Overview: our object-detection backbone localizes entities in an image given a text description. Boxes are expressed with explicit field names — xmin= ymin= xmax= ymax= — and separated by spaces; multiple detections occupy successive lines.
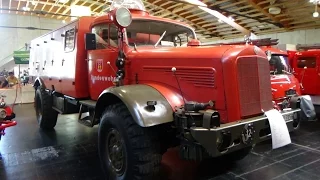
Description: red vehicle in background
xmin=0 ymin=94 xmax=17 ymax=141
xmin=206 ymin=38 xmax=315 ymax=128
xmin=289 ymin=44 xmax=320 ymax=115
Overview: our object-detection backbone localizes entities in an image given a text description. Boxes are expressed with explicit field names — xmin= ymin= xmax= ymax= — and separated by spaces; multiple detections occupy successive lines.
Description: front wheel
xmin=98 ymin=103 xmax=162 ymax=180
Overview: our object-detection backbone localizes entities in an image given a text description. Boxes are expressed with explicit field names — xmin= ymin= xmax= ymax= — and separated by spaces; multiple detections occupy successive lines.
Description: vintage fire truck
xmin=28 ymin=1 xmax=301 ymax=179
xmin=290 ymin=44 xmax=320 ymax=115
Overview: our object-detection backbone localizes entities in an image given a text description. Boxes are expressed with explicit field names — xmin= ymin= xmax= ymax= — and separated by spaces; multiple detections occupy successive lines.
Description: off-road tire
xmin=98 ymin=103 xmax=162 ymax=180
xmin=223 ymin=145 xmax=253 ymax=162
xmin=34 ymin=86 xmax=58 ymax=129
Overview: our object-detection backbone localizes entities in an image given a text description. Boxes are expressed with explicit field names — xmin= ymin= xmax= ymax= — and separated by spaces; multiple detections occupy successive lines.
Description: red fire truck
xmin=290 ymin=44 xmax=320 ymax=115
xmin=28 ymin=1 xmax=301 ymax=179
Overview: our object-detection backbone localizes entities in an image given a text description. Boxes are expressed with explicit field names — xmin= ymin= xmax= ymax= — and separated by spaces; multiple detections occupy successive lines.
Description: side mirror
xmin=85 ymin=33 xmax=96 ymax=50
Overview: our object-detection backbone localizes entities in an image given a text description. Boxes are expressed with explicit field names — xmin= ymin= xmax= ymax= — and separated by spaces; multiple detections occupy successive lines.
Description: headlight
xmin=0 ymin=102 xmax=6 ymax=108
xmin=0 ymin=109 xmax=7 ymax=119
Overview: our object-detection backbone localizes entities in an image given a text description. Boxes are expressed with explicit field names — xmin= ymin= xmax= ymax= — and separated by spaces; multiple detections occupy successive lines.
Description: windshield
xmin=269 ymin=54 xmax=290 ymax=74
xmin=125 ymin=20 xmax=195 ymax=47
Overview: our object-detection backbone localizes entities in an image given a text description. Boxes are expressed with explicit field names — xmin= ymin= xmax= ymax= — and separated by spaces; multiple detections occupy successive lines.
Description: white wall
xmin=204 ymin=28 xmax=320 ymax=45
xmin=0 ymin=14 xmax=64 ymax=69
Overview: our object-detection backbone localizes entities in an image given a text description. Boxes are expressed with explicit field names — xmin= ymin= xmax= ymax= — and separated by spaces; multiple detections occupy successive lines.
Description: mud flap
xmin=300 ymin=95 xmax=316 ymax=121
xmin=265 ymin=109 xmax=291 ymax=149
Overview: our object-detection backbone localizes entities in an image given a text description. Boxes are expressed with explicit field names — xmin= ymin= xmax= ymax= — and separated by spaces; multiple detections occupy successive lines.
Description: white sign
xmin=265 ymin=109 xmax=291 ymax=149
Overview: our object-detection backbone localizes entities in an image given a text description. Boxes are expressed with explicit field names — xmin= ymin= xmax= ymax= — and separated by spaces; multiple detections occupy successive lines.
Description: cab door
xmin=87 ymin=23 xmax=119 ymax=100
xmin=294 ymin=55 xmax=318 ymax=95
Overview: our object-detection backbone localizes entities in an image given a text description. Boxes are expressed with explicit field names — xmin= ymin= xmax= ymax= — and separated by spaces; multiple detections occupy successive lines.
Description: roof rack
xmin=204 ymin=38 xmax=279 ymax=47
xmin=296 ymin=44 xmax=320 ymax=51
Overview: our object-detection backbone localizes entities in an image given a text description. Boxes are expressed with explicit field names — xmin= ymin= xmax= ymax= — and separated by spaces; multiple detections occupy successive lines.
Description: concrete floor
xmin=2 ymin=104 xmax=320 ymax=180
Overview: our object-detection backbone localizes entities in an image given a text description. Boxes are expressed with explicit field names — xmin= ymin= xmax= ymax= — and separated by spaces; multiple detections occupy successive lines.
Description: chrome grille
xmin=237 ymin=56 xmax=273 ymax=118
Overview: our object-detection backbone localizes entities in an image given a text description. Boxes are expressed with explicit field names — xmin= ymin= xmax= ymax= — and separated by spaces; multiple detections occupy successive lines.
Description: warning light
xmin=110 ymin=0 xmax=146 ymax=11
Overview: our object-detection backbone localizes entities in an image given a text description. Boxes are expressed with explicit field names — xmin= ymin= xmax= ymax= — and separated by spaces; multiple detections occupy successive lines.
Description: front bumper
xmin=190 ymin=108 xmax=300 ymax=158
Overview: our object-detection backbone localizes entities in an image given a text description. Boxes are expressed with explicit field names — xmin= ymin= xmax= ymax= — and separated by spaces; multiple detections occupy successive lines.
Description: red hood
xmin=270 ymin=74 xmax=301 ymax=100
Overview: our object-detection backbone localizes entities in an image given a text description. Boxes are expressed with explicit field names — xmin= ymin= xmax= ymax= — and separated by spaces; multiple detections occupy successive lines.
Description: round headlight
xmin=0 ymin=102 xmax=6 ymax=108
xmin=0 ymin=109 xmax=7 ymax=119
xmin=115 ymin=7 xmax=132 ymax=28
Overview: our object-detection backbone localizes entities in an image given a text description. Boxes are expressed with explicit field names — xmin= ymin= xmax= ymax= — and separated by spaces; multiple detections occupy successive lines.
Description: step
xmin=79 ymin=100 xmax=96 ymax=108
xmin=78 ymin=116 xmax=93 ymax=127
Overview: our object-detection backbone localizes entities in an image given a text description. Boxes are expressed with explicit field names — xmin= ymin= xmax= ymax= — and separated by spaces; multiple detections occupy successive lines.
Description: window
xmin=92 ymin=24 xmax=118 ymax=49
xmin=297 ymin=57 xmax=316 ymax=68
xmin=269 ymin=55 xmax=290 ymax=74
xmin=64 ymin=28 xmax=76 ymax=52
xmin=125 ymin=20 xmax=195 ymax=47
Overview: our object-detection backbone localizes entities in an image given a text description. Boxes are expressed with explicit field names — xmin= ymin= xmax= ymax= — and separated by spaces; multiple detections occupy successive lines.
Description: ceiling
xmin=0 ymin=0 xmax=319 ymax=42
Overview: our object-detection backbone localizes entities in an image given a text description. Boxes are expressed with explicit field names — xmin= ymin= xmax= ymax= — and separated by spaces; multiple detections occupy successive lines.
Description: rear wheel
xmin=34 ymin=86 xmax=58 ymax=129
xmin=98 ymin=103 xmax=162 ymax=180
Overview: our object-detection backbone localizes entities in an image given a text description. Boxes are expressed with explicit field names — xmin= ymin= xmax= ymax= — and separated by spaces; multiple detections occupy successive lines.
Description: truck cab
xmin=260 ymin=46 xmax=301 ymax=108
xmin=290 ymin=47 xmax=320 ymax=115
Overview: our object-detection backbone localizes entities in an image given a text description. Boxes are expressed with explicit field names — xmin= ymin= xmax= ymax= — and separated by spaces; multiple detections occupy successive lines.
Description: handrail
xmin=0 ymin=46 xmax=26 ymax=68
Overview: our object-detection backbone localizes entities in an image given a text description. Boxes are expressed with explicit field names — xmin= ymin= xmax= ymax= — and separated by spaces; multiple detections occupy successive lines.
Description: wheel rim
xmin=106 ymin=128 xmax=126 ymax=176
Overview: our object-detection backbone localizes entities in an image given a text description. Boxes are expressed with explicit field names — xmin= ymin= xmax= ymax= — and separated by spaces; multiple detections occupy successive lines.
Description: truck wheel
xmin=34 ymin=87 xmax=58 ymax=129
xmin=98 ymin=103 xmax=162 ymax=180
xmin=223 ymin=146 xmax=253 ymax=162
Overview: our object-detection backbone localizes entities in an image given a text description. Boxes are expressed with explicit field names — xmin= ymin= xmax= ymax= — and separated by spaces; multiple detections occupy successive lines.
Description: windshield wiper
xmin=154 ymin=30 xmax=166 ymax=48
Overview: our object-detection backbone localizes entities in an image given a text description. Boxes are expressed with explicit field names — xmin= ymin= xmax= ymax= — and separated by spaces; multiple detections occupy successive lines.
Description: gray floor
xmin=1 ymin=104 xmax=320 ymax=180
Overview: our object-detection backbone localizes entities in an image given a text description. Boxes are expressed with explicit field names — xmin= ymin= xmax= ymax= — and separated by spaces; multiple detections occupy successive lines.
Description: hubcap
xmin=106 ymin=128 xmax=126 ymax=176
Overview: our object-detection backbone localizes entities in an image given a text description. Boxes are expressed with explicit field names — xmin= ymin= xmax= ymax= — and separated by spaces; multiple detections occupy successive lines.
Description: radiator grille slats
xmin=143 ymin=66 xmax=215 ymax=88
xmin=237 ymin=57 xmax=273 ymax=117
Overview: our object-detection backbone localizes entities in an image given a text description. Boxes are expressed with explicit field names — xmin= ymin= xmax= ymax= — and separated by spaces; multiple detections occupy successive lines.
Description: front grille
xmin=237 ymin=56 xmax=273 ymax=118
xmin=285 ymin=89 xmax=296 ymax=97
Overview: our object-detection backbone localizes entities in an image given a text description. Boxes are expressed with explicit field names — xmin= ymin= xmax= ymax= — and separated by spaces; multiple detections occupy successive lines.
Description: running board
xmin=78 ymin=100 xmax=97 ymax=127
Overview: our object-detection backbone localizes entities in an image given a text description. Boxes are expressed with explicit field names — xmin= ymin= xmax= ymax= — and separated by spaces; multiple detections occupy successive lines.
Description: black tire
xmin=34 ymin=86 xmax=58 ymax=129
xmin=223 ymin=146 xmax=252 ymax=162
xmin=98 ymin=103 xmax=162 ymax=180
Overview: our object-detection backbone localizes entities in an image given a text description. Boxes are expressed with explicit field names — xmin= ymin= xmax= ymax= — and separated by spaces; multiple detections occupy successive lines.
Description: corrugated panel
xmin=237 ymin=56 xmax=272 ymax=117
xmin=143 ymin=66 xmax=215 ymax=88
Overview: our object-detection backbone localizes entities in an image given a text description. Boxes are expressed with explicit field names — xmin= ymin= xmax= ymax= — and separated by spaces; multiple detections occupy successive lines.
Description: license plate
xmin=283 ymin=113 xmax=294 ymax=121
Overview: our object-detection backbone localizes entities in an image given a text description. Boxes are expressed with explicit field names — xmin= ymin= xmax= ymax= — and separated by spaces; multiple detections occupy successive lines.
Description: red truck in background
xmin=206 ymin=38 xmax=316 ymax=129
xmin=28 ymin=1 xmax=301 ymax=179
xmin=289 ymin=44 xmax=320 ymax=115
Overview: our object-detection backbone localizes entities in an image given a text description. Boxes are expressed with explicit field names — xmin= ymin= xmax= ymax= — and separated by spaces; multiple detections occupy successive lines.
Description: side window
xmin=297 ymin=57 xmax=316 ymax=68
xmin=92 ymin=24 xmax=118 ymax=49
xmin=109 ymin=24 xmax=119 ymax=47
xmin=64 ymin=28 xmax=76 ymax=52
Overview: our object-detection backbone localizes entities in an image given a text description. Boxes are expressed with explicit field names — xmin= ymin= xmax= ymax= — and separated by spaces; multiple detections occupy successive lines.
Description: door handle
xmin=62 ymin=59 xmax=65 ymax=66
xmin=85 ymin=59 xmax=93 ymax=61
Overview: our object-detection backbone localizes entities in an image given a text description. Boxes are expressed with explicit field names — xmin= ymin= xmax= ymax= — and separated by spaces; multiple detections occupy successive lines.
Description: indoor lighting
xmin=218 ymin=19 xmax=223 ymax=23
xmin=58 ymin=0 xmax=69 ymax=3
xmin=313 ymin=11 xmax=319 ymax=17
xmin=22 ymin=6 xmax=30 ymax=11
xmin=62 ymin=20 xmax=66 ymax=24
xmin=182 ymin=0 xmax=207 ymax=7
xmin=228 ymin=16 xmax=235 ymax=21
xmin=70 ymin=5 xmax=91 ymax=17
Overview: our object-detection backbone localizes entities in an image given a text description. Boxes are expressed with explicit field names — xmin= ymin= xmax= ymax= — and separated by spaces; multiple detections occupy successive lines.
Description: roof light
xmin=110 ymin=0 xmax=146 ymax=11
